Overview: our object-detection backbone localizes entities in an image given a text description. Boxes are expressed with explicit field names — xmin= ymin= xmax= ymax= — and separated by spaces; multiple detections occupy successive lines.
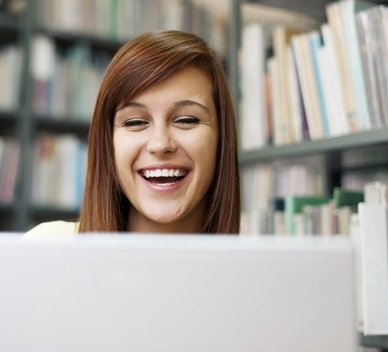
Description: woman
xmin=27 ymin=30 xmax=240 ymax=235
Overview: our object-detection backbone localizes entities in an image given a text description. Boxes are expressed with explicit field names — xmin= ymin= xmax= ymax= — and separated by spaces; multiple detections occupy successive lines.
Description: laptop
xmin=0 ymin=234 xmax=357 ymax=352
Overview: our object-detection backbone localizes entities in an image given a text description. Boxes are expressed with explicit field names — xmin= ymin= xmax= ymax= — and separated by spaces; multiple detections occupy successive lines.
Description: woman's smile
xmin=138 ymin=165 xmax=190 ymax=192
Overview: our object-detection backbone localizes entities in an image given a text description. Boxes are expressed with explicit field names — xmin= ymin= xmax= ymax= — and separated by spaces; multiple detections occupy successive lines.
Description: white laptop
xmin=0 ymin=234 xmax=357 ymax=352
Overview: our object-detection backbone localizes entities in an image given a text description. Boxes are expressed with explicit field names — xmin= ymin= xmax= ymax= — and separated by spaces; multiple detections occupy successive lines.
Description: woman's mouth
xmin=140 ymin=168 xmax=188 ymax=185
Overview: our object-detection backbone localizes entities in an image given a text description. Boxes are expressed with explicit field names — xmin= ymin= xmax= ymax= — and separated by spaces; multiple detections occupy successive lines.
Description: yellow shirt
xmin=23 ymin=221 xmax=79 ymax=239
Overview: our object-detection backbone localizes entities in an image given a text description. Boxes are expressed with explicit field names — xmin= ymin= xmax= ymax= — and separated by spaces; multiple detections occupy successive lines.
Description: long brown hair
xmin=78 ymin=30 xmax=240 ymax=234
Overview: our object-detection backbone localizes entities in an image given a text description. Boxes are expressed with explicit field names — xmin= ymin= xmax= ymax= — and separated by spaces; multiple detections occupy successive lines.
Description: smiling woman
xmin=26 ymin=30 xmax=240 ymax=235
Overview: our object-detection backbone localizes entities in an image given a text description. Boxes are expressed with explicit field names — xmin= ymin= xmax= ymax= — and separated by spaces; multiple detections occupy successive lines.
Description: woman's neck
xmin=127 ymin=205 xmax=206 ymax=234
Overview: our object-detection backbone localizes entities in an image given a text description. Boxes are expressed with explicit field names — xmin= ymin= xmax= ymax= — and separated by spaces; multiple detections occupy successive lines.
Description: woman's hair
xmin=78 ymin=30 xmax=240 ymax=234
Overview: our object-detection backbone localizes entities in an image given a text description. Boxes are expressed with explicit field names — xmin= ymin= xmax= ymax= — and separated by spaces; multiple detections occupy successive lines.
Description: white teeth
xmin=143 ymin=169 xmax=186 ymax=179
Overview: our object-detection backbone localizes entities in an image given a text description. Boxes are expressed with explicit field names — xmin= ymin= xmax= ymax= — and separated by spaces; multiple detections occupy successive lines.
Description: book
xmin=285 ymin=195 xmax=330 ymax=235
xmin=358 ymin=201 xmax=388 ymax=334
xmin=0 ymin=45 xmax=22 ymax=110
xmin=239 ymin=23 xmax=268 ymax=150
xmin=272 ymin=26 xmax=307 ymax=144
xmin=318 ymin=23 xmax=349 ymax=136
xmin=338 ymin=0 xmax=376 ymax=131
xmin=308 ymin=30 xmax=330 ymax=136
xmin=356 ymin=6 xmax=387 ymax=129
xmin=268 ymin=56 xmax=283 ymax=145
xmin=333 ymin=187 xmax=364 ymax=209
xmin=287 ymin=45 xmax=304 ymax=142
xmin=325 ymin=1 xmax=358 ymax=132
xmin=0 ymin=140 xmax=20 ymax=204
xmin=291 ymin=32 xmax=325 ymax=140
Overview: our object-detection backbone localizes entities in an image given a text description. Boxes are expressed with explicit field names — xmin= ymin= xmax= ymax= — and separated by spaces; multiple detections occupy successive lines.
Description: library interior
xmin=0 ymin=0 xmax=388 ymax=351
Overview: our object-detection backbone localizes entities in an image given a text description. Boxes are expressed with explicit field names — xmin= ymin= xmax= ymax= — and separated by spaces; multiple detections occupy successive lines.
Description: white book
xmin=240 ymin=23 xmax=266 ymax=150
xmin=319 ymin=24 xmax=349 ymax=136
xmin=268 ymin=56 xmax=283 ymax=145
xmin=339 ymin=0 xmax=375 ymax=131
xmin=287 ymin=45 xmax=303 ymax=142
xmin=349 ymin=213 xmax=363 ymax=330
xmin=358 ymin=202 xmax=388 ymax=334
xmin=291 ymin=32 xmax=324 ymax=140
xmin=326 ymin=1 xmax=358 ymax=132
xmin=54 ymin=135 xmax=79 ymax=209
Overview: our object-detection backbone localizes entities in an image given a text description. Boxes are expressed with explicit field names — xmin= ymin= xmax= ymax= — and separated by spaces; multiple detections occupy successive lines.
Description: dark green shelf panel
xmin=0 ymin=203 xmax=15 ymax=213
xmin=0 ymin=13 xmax=21 ymax=30
xmin=33 ymin=26 xmax=128 ymax=51
xmin=239 ymin=127 xmax=388 ymax=165
xmin=34 ymin=115 xmax=90 ymax=138
xmin=360 ymin=334 xmax=388 ymax=349
xmin=32 ymin=205 xmax=80 ymax=221
xmin=0 ymin=108 xmax=18 ymax=119
xmin=0 ymin=109 xmax=18 ymax=133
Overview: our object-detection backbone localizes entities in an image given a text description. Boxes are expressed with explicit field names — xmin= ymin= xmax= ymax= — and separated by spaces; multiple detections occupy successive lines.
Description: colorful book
xmin=285 ymin=195 xmax=330 ymax=234
xmin=332 ymin=187 xmax=364 ymax=209
xmin=309 ymin=30 xmax=330 ymax=136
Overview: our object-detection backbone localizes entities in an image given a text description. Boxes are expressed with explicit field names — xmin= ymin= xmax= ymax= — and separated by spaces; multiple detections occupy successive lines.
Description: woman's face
xmin=113 ymin=66 xmax=218 ymax=232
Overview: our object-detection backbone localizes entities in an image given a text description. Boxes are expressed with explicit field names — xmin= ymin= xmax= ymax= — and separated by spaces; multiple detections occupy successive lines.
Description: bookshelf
xmin=230 ymin=0 xmax=388 ymax=350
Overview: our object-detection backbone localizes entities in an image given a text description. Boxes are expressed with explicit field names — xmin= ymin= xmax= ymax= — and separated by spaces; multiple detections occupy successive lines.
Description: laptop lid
xmin=0 ymin=234 xmax=357 ymax=352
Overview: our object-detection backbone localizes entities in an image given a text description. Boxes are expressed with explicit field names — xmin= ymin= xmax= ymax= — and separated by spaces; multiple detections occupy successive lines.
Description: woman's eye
xmin=175 ymin=116 xmax=200 ymax=126
xmin=121 ymin=119 xmax=148 ymax=128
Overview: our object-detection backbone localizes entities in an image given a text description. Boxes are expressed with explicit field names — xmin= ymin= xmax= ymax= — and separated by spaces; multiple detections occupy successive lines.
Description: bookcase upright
xmin=230 ymin=0 xmax=388 ymax=350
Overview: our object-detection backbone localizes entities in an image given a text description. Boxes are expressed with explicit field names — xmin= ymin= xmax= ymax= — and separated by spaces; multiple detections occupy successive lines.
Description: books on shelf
xmin=238 ymin=0 xmax=388 ymax=151
xmin=30 ymin=34 xmax=111 ymax=120
xmin=285 ymin=195 xmax=330 ymax=235
xmin=325 ymin=0 xmax=375 ymax=132
xmin=240 ymin=157 xmax=327 ymax=235
xmin=31 ymin=134 xmax=87 ymax=210
xmin=356 ymin=5 xmax=388 ymax=129
xmin=33 ymin=0 xmax=228 ymax=54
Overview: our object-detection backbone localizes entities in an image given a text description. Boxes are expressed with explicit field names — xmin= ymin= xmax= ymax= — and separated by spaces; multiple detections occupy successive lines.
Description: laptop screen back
xmin=0 ymin=234 xmax=357 ymax=352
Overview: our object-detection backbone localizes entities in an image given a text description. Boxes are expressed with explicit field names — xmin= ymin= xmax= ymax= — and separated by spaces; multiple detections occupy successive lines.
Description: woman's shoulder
xmin=23 ymin=220 xmax=79 ymax=239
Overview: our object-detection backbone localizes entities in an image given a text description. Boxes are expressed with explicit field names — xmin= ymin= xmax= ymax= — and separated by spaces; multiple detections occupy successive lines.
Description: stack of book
xmin=30 ymin=134 xmax=87 ymax=210
xmin=33 ymin=0 xmax=228 ymax=54
xmin=239 ymin=0 xmax=388 ymax=149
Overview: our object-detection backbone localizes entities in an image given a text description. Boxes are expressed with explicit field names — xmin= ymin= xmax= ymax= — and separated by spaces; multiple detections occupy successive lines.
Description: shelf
xmin=360 ymin=334 xmax=388 ymax=349
xmin=0 ymin=108 xmax=18 ymax=120
xmin=32 ymin=205 xmax=80 ymax=222
xmin=33 ymin=26 xmax=128 ymax=51
xmin=0 ymin=203 xmax=15 ymax=213
xmin=242 ymin=0 xmax=329 ymax=21
xmin=0 ymin=12 xmax=21 ymax=30
xmin=0 ymin=109 xmax=18 ymax=132
xmin=34 ymin=115 xmax=90 ymax=138
xmin=239 ymin=127 xmax=388 ymax=165
xmin=241 ymin=0 xmax=388 ymax=22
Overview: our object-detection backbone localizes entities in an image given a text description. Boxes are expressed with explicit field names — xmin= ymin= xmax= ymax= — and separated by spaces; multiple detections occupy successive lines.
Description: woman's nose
xmin=145 ymin=125 xmax=178 ymax=155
